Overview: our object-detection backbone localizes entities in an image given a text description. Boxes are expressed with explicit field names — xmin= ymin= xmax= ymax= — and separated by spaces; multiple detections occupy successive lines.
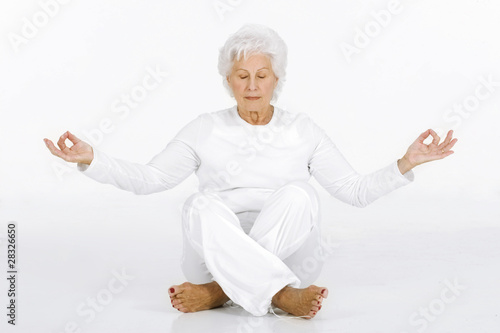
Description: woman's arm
xmin=44 ymin=116 xmax=203 ymax=195
xmin=75 ymin=139 xmax=199 ymax=195
xmin=307 ymin=120 xmax=456 ymax=208
xmin=308 ymin=130 xmax=413 ymax=208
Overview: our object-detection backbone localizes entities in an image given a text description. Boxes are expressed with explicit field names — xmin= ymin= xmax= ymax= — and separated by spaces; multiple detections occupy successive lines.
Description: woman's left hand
xmin=398 ymin=129 xmax=458 ymax=174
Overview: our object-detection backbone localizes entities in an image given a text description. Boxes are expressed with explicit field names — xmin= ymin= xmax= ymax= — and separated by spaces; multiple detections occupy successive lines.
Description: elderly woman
xmin=44 ymin=24 xmax=457 ymax=319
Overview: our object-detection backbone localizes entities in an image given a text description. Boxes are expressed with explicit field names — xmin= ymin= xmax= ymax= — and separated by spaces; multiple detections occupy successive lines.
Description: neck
xmin=237 ymin=104 xmax=274 ymax=125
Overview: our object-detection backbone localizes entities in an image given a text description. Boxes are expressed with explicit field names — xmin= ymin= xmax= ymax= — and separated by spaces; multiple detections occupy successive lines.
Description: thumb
xmin=66 ymin=131 xmax=82 ymax=145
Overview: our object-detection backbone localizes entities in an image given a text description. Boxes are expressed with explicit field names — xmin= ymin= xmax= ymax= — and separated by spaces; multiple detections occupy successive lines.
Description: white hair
xmin=218 ymin=24 xmax=287 ymax=102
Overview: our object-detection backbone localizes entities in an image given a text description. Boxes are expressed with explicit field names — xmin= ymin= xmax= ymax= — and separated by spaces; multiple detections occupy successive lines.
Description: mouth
xmin=244 ymin=96 xmax=261 ymax=100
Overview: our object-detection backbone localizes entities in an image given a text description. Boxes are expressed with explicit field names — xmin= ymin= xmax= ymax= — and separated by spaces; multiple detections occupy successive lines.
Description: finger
xmin=429 ymin=129 xmax=441 ymax=145
xmin=442 ymin=150 xmax=454 ymax=158
xmin=438 ymin=148 xmax=455 ymax=158
xmin=438 ymin=130 xmax=453 ymax=149
xmin=417 ymin=129 xmax=432 ymax=143
xmin=44 ymin=139 xmax=68 ymax=160
xmin=66 ymin=131 xmax=82 ymax=145
xmin=57 ymin=131 xmax=70 ymax=151
xmin=445 ymin=138 xmax=458 ymax=151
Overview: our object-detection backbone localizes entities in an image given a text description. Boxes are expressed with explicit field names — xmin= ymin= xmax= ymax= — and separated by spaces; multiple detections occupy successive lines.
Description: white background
xmin=0 ymin=0 xmax=499 ymax=332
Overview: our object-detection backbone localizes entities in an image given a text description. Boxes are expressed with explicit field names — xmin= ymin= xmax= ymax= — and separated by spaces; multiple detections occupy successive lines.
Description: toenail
xmin=170 ymin=288 xmax=175 ymax=293
xmin=313 ymin=312 xmax=317 ymax=315
xmin=319 ymin=305 xmax=322 ymax=310
xmin=321 ymin=289 xmax=326 ymax=294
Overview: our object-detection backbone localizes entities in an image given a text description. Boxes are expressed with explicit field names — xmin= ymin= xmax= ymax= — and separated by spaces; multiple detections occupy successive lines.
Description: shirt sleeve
xmin=76 ymin=115 xmax=202 ymax=195
xmin=307 ymin=117 xmax=414 ymax=207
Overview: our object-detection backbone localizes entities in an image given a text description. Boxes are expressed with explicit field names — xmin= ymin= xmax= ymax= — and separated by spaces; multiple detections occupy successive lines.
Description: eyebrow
xmin=236 ymin=67 xmax=270 ymax=72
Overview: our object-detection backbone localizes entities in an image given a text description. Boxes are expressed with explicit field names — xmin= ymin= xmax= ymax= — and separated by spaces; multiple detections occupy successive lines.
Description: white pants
xmin=180 ymin=181 xmax=325 ymax=316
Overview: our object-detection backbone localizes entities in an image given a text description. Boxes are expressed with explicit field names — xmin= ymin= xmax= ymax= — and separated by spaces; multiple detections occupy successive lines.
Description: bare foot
xmin=271 ymin=285 xmax=328 ymax=319
xmin=168 ymin=281 xmax=230 ymax=313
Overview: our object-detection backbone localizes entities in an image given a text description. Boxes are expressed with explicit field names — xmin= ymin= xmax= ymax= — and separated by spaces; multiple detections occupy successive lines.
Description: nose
xmin=247 ymin=77 xmax=257 ymax=91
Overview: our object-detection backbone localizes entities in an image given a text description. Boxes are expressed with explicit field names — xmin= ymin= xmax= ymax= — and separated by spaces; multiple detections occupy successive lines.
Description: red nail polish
xmin=170 ymin=288 xmax=175 ymax=293
xmin=321 ymin=289 xmax=326 ymax=294
xmin=319 ymin=305 xmax=322 ymax=310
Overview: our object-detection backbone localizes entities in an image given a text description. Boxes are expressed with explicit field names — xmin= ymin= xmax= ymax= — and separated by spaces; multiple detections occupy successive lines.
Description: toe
xmin=311 ymin=305 xmax=319 ymax=312
xmin=178 ymin=305 xmax=188 ymax=313
xmin=169 ymin=285 xmax=179 ymax=297
xmin=320 ymin=288 xmax=328 ymax=298
xmin=311 ymin=298 xmax=323 ymax=306
xmin=169 ymin=284 xmax=186 ymax=297
xmin=174 ymin=303 xmax=188 ymax=312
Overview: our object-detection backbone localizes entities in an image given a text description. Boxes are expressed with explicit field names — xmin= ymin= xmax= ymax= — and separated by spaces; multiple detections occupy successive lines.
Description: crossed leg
xmin=169 ymin=181 xmax=329 ymax=318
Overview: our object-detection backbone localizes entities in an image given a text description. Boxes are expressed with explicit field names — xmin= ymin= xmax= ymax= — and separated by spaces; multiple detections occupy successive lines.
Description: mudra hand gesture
xmin=43 ymin=130 xmax=94 ymax=165
xmin=398 ymin=129 xmax=458 ymax=174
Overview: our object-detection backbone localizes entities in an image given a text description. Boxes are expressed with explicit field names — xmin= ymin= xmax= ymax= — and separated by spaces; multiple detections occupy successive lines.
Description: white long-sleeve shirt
xmin=77 ymin=105 xmax=414 ymax=222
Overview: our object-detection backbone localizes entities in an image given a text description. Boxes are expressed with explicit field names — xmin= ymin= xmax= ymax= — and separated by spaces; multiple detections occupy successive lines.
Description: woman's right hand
xmin=44 ymin=131 xmax=94 ymax=165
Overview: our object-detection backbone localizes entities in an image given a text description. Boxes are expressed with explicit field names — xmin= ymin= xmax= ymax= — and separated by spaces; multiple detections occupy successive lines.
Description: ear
xmin=274 ymin=76 xmax=279 ymax=88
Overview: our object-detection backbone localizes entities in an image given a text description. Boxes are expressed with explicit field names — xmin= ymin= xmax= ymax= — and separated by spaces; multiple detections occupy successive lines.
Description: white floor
xmin=0 ymin=185 xmax=499 ymax=333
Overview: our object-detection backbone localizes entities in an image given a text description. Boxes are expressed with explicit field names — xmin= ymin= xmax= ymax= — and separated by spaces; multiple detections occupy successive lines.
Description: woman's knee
xmin=182 ymin=191 xmax=222 ymax=224
xmin=183 ymin=191 xmax=215 ymax=213
xmin=182 ymin=191 xmax=241 ymax=240
xmin=276 ymin=181 xmax=320 ymax=214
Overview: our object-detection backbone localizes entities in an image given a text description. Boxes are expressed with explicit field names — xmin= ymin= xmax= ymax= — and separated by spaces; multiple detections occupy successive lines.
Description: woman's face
xmin=227 ymin=53 xmax=278 ymax=112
